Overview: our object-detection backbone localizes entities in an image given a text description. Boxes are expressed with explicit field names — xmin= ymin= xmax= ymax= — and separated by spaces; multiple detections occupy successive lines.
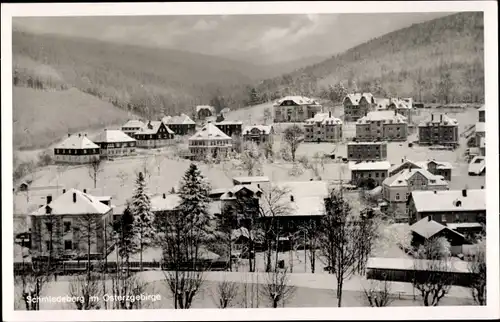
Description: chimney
xmin=329 ymin=111 xmax=332 ymax=118
xmin=83 ymin=189 xmax=87 ymax=194
xmin=434 ymin=190 xmax=437 ymax=194
xmin=462 ymin=189 xmax=467 ymax=197
xmin=68 ymin=133 xmax=71 ymax=137
xmin=394 ymin=109 xmax=397 ymax=116
xmin=431 ymin=114 xmax=434 ymax=122
xmin=46 ymin=195 xmax=52 ymax=204
xmin=365 ymin=111 xmax=368 ymax=117
xmin=84 ymin=133 xmax=87 ymax=137
xmin=163 ymin=193 xmax=166 ymax=199
xmin=481 ymin=186 xmax=484 ymax=189
xmin=290 ymin=195 xmax=295 ymax=202
xmin=62 ymin=189 xmax=66 ymax=194
xmin=428 ymin=216 xmax=431 ymax=222
xmin=73 ymin=192 xmax=77 ymax=203
xmin=440 ymin=114 xmax=443 ymax=123
xmin=78 ymin=133 xmax=82 ymax=137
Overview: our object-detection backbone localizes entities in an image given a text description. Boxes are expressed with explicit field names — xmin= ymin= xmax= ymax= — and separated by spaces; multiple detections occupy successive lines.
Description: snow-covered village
xmin=8 ymin=9 xmax=492 ymax=312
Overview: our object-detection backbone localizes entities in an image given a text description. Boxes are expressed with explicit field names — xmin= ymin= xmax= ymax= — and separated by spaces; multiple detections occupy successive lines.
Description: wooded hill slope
xmin=253 ymin=12 xmax=485 ymax=105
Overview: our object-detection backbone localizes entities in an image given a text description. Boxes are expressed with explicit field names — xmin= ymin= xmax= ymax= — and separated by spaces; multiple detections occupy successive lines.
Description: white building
xmin=53 ymin=133 xmax=100 ymax=164
xmin=92 ymin=129 xmax=137 ymax=159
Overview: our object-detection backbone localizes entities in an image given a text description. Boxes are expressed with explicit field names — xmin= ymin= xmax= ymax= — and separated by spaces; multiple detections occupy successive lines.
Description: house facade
xmin=343 ymin=93 xmax=375 ymax=122
xmin=387 ymin=98 xmax=413 ymax=124
xmin=382 ymin=168 xmax=449 ymax=214
xmin=349 ymin=161 xmax=391 ymax=188
xmin=273 ymin=96 xmax=322 ymax=123
xmin=242 ymin=125 xmax=274 ymax=145
xmin=356 ymin=111 xmax=408 ymax=141
xmin=53 ymin=134 xmax=100 ymax=164
xmin=162 ymin=114 xmax=196 ymax=135
xmin=134 ymin=121 xmax=175 ymax=148
xmin=389 ymin=159 xmax=453 ymax=182
xmin=410 ymin=217 xmax=468 ymax=256
xmin=121 ymin=120 xmax=146 ymax=137
xmin=303 ymin=112 xmax=343 ymax=142
xmin=29 ymin=189 xmax=113 ymax=260
xmin=215 ymin=120 xmax=243 ymax=137
xmin=188 ymin=122 xmax=233 ymax=160
xmin=347 ymin=141 xmax=387 ymax=161
xmin=92 ymin=129 xmax=137 ymax=159
xmin=196 ymin=105 xmax=216 ymax=122
xmin=418 ymin=114 xmax=459 ymax=148
xmin=407 ymin=189 xmax=486 ymax=225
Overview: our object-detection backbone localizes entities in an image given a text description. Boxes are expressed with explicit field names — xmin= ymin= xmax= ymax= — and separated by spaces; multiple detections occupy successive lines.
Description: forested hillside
xmin=12 ymin=30 xmax=261 ymax=118
xmin=253 ymin=12 xmax=485 ymax=104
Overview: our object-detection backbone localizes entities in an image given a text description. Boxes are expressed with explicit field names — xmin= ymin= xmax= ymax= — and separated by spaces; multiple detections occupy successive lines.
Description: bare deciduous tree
xmin=212 ymin=279 xmax=239 ymax=308
xmin=283 ymin=124 xmax=304 ymax=162
xmin=362 ymin=279 xmax=394 ymax=307
xmin=68 ymin=273 xmax=102 ymax=310
xmin=468 ymin=239 xmax=486 ymax=305
xmin=110 ymin=273 xmax=150 ymax=309
xmin=240 ymin=141 xmax=264 ymax=176
xmin=87 ymin=158 xmax=103 ymax=189
xmin=412 ymin=237 xmax=453 ymax=306
xmin=260 ymin=268 xmax=296 ymax=308
xmin=15 ymin=260 xmax=50 ymax=310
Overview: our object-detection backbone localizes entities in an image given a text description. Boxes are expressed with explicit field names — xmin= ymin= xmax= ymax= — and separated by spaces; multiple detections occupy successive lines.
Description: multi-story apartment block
xmin=382 ymin=167 xmax=449 ymax=214
xmin=92 ymin=129 xmax=137 ymax=159
xmin=189 ymin=122 xmax=233 ymax=160
xmin=273 ymin=96 xmax=322 ymax=123
xmin=356 ymin=110 xmax=408 ymax=141
xmin=349 ymin=161 xmax=391 ymax=187
xmin=134 ymin=120 xmax=175 ymax=148
xmin=196 ymin=105 xmax=216 ymax=122
xmin=388 ymin=98 xmax=413 ymax=124
xmin=29 ymin=188 xmax=113 ymax=259
xmin=121 ymin=120 xmax=146 ymax=137
xmin=303 ymin=112 xmax=343 ymax=142
xmin=215 ymin=120 xmax=243 ymax=137
xmin=343 ymin=93 xmax=375 ymax=122
xmin=408 ymin=188 xmax=486 ymax=226
xmin=417 ymin=113 xmax=459 ymax=148
xmin=162 ymin=114 xmax=196 ymax=135
xmin=242 ymin=125 xmax=274 ymax=145
xmin=53 ymin=133 xmax=100 ymax=164
xmin=347 ymin=141 xmax=387 ymax=161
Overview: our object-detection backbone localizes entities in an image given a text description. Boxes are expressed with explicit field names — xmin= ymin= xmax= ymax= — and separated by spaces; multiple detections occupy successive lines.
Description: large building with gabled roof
xmin=163 ymin=114 xmax=196 ymax=135
xmin=134 ymin=120 xmax=175 ymax=148
xmin=53 ymin=133 xmax=100 ymax=164
xmin=273 ymin=96 xmax=322 ymax=123
xmin=343 ymin=93 xmax=375 ymax=122
xmin=29 ymin=188 xmax=113 ymax=259
xmin=417 ymin=113 xmax=459 ymax=148
xmin=188 ymin=122 xmax=233 ymax=160
xmin=356 ymin=110 xmax=408 ymax=141
xmin=303 ymin=112 xmax=343 ymax=142
xmin=121 ymin=120 xmax=146 ymax=137
xmin=92 ymin=129 xmax=137 ymax=159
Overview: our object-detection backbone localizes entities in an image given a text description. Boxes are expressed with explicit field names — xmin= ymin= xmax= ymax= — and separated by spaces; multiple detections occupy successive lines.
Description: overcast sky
xmin=14 ymin=12 xmax=452 ymax=65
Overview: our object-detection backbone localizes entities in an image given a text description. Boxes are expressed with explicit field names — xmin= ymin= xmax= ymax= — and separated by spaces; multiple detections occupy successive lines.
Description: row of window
xmin=55 ymin=148 xmax=99 ymax=155
xmin=356 ymin=171 xmax=386 ymax=178
xmin=105 ymin=148 xmax=136 ymax=155
xmin=136 ymin=134 xmax=172 ymax=140
xmin=190 ymin=140 xmax=231 ymax=146
xmin=101 ymin=142 xmax=136 ymax=148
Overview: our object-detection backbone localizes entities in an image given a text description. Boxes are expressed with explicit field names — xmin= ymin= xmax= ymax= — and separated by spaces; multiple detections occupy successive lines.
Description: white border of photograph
xmin=2 ymin=1 xmax=498 ymax=321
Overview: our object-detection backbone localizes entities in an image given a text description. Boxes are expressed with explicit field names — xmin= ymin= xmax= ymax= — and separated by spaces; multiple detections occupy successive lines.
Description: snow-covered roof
xmin=388 ymin=97 xmax=413 ymax=110
xmin=475 ymin=122 xmax=485 ymax=133
xmin=31 ymin=188 xmax=111 ymax=216
xmin=220 ymin=185 xmax=262 ymax=200
xmin=366 ymin=257 xmax=470 ymax=273
xmin=357 ymin=111 xmax=407 ymax=124
xmin=232 ymin=176 xmax=270 ymax=184
xmin=478 ymin=105 xmax=485 ymax=112
xmin=388 ymin=159 xmax=421 ymax=175
xmin=243 ymin=125 xmax=273 ymax=135
xmin=410 ymin=217 xmax=464 ymax=239
xmin=349 ymin=161 xmax=391 ymax=171
xmin=92 ymin=129 xmax=136 ymax=143
xmin=273 ymin=96 xmax=320 ymax=106
xmin=410 ymin=189 xmax=486 ymax=213
xmin=347 ymin=141 xmax=387 ymax=146
xmin=215 ymin=120 xmax=243 ymax=125
xmin=416 ymin=160 xmax=453 ymax=170
xmin=343 ymin=93 xmax=374 ymax=106
xmin=55 ymin=134 xmax=99 ymax=150
xmin=304 ymin=113 xmax=343 ymax=125
xmin=446 ymin=222 xmax=483 ymax=230
xmin=136 ymin=121 xmax=174 ymax=135
xmin=196 ymin=105 xmax=216 ymax=113
xmin=122 ymin=120 xmax=146 ymax=129
xmin=375 ymin=98 xmax=391 ymax=109
xmin=418 ymin=114 xmax=458 ymax=127
xmin=189 ymin=123 xmax=232 ymax=141
xmin=151 ymin=193 xmax=181 ymax=212
xmin=164 ymin=114 xmax=196 ymax=125
xmin=382 ymin=168 xmax=449 ymax=188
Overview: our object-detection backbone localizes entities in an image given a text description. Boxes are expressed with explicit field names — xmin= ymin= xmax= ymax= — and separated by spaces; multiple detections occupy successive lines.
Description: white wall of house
xmin=53 ymin=154 xmax=100 ymax=164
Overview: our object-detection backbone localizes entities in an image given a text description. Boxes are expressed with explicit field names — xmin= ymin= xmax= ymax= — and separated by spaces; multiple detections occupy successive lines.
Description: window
xmin=441 ymin=214 xmax=447 ymax=222
xmin=64 ymin=240 xmax=73 ymax=250
xmin=368 ymin=173 xmax=372 ymax=178
xmin=395 ymin=193 xmax=400 ymax=200
xmin=64 ymin=221 xmax=71 ymax=233
xmin=45 ymin=241 xmax=52 ymax=251
xmin=45 ymin=222 xmax=53 ymax=231
xmin=375 ymin=172 xmax=379 ymax=177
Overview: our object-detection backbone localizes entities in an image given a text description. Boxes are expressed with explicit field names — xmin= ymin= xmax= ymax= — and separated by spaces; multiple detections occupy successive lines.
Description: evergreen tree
xmin=177 ymin=163 xmax=215 ymax=266
xmin=130 ymin=171 xmax=155 ymax=271
xmin=113 ymin=202 xmax=138 ymax=274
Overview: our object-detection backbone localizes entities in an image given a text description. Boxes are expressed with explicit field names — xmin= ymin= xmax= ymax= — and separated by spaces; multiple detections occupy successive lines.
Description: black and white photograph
xmin=2 ymin=1 xmax=498 ymax=321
